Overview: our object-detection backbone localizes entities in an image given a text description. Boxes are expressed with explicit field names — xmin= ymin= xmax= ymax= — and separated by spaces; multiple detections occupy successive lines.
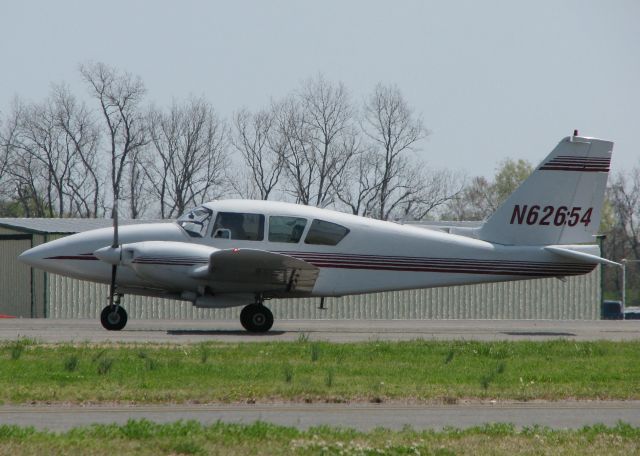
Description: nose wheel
xmin=100 ymin=304 xmax=128 ymax=331
xmin=240 ymin=303 xmax=274 ymax=332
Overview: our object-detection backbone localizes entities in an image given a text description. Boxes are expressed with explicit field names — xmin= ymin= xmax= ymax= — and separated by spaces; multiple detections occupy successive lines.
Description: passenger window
xmin=269 ymin=216 xmax=307 ymax=243
xmin=304 ymin=219 xmax=350 ymax=246
xmin=212 ymin=212 xmax=265 ymax=241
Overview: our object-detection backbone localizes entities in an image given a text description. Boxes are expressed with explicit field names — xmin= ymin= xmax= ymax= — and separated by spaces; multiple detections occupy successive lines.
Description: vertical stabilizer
xmin=478 ymin=135 xmax=613 ymax=246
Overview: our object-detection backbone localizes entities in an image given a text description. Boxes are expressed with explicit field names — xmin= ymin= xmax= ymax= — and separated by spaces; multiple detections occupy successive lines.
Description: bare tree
xmin=1 ymin=100 xmax=49 ymax=216
xmin=362 ymin=83 xmax=428 ymax=220
xmin=275 ymin=96 xmax=315 ymax=204
xmin=127 ymin=146 xmax=148 ymax=218
xmin=301 ymin=75 xmax=356 ymax=206
xmin=0 ymin=118 xmax=10 ymax=194
xmin=1 ymin=90 xmax=105 ymax=218
xmin=605 ymin=167 xmax=640 ymax=301
xmin=20 ymin=99 xmax=77 ymax=217
xmin=52 ymin=84 xmax=103 ymax=217
xmin=397 ymin=168 xmax=464 ymax=221
xmin=0 ymin=103 xmax=23 ymax=209
xmin=80 ymin=62 xmax=147 ymax=218
xmin=277 ymin=76 xmax=359 ymax=207
xmin=146 ymin=97 xmax=228 ymax=218
xmin=609 ymin=168 xmax=640 ymax=260
xmin=333 ymin=146 xmax=377 ymax=216
xmin=231 ymin=108 xmax=284 ymax=200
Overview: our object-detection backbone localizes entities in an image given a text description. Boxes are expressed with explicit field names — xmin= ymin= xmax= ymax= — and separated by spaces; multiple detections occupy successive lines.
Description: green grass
xmin=1 ymin=339 xmax=640 ymax=403
xmin=0 ymin=420 xmax=638 ymax=455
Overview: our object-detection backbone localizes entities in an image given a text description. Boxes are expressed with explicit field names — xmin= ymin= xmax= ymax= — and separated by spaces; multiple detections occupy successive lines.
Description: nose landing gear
xmin=240 ymin=297 xmax=274 ymax=332
xmin=100 ymin=293 xmax=128 ymax=331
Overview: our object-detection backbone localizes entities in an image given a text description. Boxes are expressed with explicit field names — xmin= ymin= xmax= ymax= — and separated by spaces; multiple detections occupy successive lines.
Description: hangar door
xmin=0 ymin=235 xmax=32 ymax=317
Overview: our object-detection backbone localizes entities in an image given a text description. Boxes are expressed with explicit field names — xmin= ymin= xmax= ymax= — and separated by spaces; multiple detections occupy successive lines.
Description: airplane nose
xmin=18 ymin=244 xmax=50 ymax=268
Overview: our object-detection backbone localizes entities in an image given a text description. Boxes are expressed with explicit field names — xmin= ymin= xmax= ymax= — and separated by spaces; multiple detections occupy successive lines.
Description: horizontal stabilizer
xmin=544 ymin=246 xmax=619 ymax=266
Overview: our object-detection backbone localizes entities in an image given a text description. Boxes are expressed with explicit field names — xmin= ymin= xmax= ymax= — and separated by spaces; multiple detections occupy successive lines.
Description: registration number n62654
xmin=509 ymin=205 xmax=593 ymax=227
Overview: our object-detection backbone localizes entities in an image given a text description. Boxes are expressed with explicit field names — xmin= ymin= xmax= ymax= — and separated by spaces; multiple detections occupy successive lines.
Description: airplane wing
xmin=190 ymin=248 xmax=320 ymax=295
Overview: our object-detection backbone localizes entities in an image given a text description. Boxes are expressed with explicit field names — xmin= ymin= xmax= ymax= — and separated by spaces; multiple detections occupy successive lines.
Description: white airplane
xmin=19 ymin=133 xmax=616 ymax=332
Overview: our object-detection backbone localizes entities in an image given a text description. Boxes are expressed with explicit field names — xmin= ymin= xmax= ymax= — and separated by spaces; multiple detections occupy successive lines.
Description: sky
xmin=0 ymin=0 xmax=638 ymax=178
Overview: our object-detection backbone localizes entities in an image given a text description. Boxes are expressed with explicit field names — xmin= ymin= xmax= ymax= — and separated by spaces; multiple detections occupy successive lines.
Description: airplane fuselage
xmin=17 ymin=134 xmax=614 ymax=332
xmin=20 ymin=200 xmax=597 ymax=303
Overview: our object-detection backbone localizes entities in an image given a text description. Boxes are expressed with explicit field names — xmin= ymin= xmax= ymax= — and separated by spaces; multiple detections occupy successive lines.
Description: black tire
xmin=100 ymin=305 xmax=128 ymax=331
xmin=240 ymin=304 xmax=274 ymax=332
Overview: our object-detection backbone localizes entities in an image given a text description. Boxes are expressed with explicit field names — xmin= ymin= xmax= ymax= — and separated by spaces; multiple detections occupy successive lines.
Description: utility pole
xmin=596 ymin=234 xmax=606 ymax=311
xmin=620 ymin=258 xmax=640 ymax=320
xmin=622 ymin=259 xmax=626 ymax=320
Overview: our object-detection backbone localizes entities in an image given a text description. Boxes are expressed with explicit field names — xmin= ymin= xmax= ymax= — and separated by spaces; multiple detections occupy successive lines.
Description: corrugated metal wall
xmin=0 ymin=231 xmax=55 ymax=318
xmin=48 ymin=268 xmax=600 ymax=320
xmin=0 ymin=226 xmax=601 ymax=320
xmin=0 ymin=238 xmax=32 ymax=317
xmin=32 ymin=234 xmax=48 ymax=317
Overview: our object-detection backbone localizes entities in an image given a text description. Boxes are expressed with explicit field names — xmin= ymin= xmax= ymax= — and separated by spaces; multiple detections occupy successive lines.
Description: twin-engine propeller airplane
xmin=20 ymin=133 xmax=617 ymax=332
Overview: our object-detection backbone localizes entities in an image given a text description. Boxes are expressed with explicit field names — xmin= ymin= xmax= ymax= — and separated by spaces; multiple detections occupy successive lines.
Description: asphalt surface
xmin=0 ymin=318 xmax=638 ymax=343
xmin=0 ymin=402 xmax=638 ymax=431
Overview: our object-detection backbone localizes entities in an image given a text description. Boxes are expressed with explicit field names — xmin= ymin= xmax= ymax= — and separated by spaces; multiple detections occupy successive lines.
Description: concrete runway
xmin=0 ymin=318 xmax=638 ymax=343
xmin=1 ymin=402 xmax=639 ymax=431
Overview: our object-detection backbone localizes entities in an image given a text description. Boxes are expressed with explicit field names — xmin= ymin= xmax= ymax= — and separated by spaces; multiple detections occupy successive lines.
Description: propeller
xmin=94 ymin=199 xmax=138 ymax=307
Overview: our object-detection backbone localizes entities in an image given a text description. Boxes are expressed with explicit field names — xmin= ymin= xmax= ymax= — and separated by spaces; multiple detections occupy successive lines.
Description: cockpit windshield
xmin=176 ymin=206 xmax=213 ymax=238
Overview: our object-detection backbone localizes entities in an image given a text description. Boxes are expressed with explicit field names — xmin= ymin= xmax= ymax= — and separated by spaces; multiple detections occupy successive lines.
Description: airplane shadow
xmin=502 ymin=331 xmax=576 ymax=337
xmin=166 ymin=329 xmax=286 ymax=337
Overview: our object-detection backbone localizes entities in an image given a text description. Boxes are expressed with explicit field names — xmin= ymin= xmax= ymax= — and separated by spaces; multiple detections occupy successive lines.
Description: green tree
xmin=493 ymin=159 xmax=534 ymax=204
xmin=443 ymin=158 xmax=533 ymax=221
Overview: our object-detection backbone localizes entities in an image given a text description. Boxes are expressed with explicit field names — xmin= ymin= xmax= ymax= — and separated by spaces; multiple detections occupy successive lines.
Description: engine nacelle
xmin=122 ymin=241 xmax=216 ymax=290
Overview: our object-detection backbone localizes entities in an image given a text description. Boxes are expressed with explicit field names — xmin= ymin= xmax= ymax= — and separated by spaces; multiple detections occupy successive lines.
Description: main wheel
xmin=100 ymin=305 xmax=128 ymax=331
xmin=240 ymin=304 xmax=274 ymax=332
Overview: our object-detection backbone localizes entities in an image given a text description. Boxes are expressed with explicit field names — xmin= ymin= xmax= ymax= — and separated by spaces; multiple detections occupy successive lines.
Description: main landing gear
xmin=240 ymin=298 xmax=274 ymax=332
xmin=98 ymin=293 xmax=273 ymax=333
xmin=100 ymin=294 xmax=128 ymax=331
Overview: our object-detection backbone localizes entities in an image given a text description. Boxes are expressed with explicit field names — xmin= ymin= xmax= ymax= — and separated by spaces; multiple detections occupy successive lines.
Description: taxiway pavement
xmin=1 ymin=402 xmax=638 ymax=431
xmin=0 ymin=318 xmax=638 ymax=343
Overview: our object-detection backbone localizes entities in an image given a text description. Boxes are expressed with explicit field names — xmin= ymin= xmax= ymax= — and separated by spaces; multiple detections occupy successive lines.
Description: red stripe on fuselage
xmin=45 ymin=252 xmax=596 ymax=277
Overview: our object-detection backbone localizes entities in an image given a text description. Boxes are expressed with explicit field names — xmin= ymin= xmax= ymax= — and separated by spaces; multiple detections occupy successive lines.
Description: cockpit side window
xmin=304 ymin=219 xmax=350 ymax=246
xmin=268 ymin=216 xmax=307 ymax=243
xmin=212 ymin=212 xmax=265 ymax=241
xmin=176 ymin=206 xmax=213 ymax=238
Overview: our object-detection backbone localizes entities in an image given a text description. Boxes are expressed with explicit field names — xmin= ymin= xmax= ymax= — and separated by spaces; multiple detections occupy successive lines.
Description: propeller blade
xmin=112 ymin=197 xmax=119 ymax=248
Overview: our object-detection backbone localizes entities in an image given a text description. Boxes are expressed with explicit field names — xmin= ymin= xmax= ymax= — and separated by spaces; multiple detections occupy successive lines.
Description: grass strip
xmin=1 ymin=338 xmax=639 ymax=403
xmin=0 ymin=420 xmax=638 ymax=455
